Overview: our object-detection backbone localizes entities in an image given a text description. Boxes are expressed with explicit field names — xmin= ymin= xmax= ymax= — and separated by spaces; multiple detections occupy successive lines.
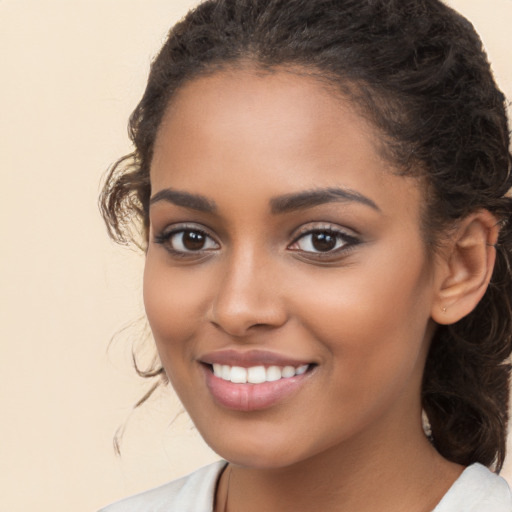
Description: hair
xmin=100 ymin=0 xmax=512 ymax=470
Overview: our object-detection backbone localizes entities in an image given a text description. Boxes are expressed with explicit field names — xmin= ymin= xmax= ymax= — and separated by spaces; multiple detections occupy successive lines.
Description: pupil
xmin=183 ymin=231 xmax=205 ymax=250
xmin=312 ymin=232 xmax=336 ymax=252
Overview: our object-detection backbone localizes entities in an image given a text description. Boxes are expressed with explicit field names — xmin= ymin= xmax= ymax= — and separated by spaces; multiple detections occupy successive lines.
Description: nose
xmin=207 ymin=247 xmax=288 ymax=337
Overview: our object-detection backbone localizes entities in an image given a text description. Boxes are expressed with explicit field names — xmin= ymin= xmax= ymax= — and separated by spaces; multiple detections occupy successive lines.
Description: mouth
xmin=200 ymin=360 xmax=317 ymax=412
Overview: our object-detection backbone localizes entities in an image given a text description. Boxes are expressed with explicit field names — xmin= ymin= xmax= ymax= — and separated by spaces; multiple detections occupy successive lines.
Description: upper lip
xmin=199 ymin=349 xmax=313 ymax=368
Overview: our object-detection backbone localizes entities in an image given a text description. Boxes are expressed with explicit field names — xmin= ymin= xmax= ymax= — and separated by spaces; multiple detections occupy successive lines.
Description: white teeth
xmin=247 ymin=366 xmax=267 ymax=384
xmin=281 ymin=366 xmax=296 ymax=378
xmin=221 ymin=365 xmax=231 ymax=380
xmin=230 ymin=366 xmax=247 ymax=383
xmin=213 ymin=364 xmax=222 ymax=377
xmin=266 ymin=366 xmax=282 ymax=382
xmin=211 ymin=363 xmax=310 ymax=383
xmin=295 ymin=365 xmax=308 ymax=375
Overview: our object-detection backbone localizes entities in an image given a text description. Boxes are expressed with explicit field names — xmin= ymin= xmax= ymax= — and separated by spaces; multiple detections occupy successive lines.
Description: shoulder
xmin=434 ymin=463 xmax=512 ymax=512
xmin=98 ymin=460 xmax=227 ymax=512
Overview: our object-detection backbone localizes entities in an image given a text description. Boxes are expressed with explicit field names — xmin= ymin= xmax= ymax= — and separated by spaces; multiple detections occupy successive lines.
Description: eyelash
xmin=288 ymin=224 xmax=360 ymax=260
xmin=153 ymin=223 xmax=360 ymax=260
xmin=154 ymin=224 xmax=219 ymax=258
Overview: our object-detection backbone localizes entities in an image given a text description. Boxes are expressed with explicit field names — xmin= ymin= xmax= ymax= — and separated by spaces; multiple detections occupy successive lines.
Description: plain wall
xmin=1 ymin=1 xmax=511 ymax=510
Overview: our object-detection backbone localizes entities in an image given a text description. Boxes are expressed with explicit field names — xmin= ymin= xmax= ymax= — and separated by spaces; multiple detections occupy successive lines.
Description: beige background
xmin=1 ymin=1 xmax=511 ymax=510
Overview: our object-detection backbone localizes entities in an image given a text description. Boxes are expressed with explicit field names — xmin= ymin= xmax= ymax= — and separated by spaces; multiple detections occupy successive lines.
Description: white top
xmin=99 ymin=460 xmax=512 ymax=512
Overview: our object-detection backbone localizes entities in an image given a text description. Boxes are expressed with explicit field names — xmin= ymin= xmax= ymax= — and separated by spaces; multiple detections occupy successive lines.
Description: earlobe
xmin=432 ymin=210 xmax=499 ymax=325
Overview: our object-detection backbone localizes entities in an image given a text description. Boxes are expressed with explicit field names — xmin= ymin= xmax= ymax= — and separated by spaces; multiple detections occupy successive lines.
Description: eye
xmin=288 ymin=226 xmax=359 ymax=256
xmin=154 ymin=226 xmax=219 ymax=255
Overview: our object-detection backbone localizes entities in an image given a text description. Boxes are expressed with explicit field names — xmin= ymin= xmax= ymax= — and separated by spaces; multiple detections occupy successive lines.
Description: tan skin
xmin=144 ymin=67 xmax=499 ymax=512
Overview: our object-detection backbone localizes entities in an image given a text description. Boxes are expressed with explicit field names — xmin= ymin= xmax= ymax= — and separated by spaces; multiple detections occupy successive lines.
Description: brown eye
xmin=289 ymin=228 xmax=357 ymax=255
xmin=182 ymin=230 xmax=207 ymax=250
xmin=311 ymin=232 xmax=337 ymax=252
xmin=158 ymin=228 xmax=219 ymax=253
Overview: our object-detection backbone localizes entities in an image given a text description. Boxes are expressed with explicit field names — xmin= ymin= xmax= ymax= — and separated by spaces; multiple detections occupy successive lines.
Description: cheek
xmin=293 ymin=244 xmax=432 ymax=396
xmin=142 ymin=254 xmax=210 ymax=361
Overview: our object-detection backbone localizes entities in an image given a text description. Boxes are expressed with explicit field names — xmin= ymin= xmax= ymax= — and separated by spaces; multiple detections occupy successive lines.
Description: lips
xmin=200 ymin=348 xmax=312 ymax=368
xmin=199 ymin=349 xmax=316 ymax=411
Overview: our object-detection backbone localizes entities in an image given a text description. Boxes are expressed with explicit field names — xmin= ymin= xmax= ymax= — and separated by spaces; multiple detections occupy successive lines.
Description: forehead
xmin=150 ymin=68 xmax=421 ymax=221
xmin=153 ymin=69 xmax=382 ymax=177
xmin=160 ymin=67 xmax=356 ymax=137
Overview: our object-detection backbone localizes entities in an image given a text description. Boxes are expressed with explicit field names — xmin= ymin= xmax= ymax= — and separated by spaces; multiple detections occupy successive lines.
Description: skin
xmin=144 ymin=68 xmax=466 ymax=512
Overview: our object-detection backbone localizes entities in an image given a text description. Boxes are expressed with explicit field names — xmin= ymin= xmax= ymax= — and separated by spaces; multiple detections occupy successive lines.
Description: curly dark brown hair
xmin=100 ymin=0 xmax=512 ymax=470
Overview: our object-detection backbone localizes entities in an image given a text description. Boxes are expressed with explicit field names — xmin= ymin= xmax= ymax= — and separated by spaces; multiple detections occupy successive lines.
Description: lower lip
xmin=202 ymin=365 xmax=312 ymax=412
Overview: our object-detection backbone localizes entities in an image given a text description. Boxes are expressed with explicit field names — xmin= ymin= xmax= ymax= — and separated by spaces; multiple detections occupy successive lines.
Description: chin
xmin=216 ymin=446 xmax=304 ymax=470
xmin=197 ymin=422 xmax=322 ymax=470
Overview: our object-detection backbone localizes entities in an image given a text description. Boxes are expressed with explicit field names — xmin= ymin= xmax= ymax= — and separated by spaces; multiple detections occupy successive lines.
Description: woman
xmin=99 ymin=0 xmax=512 ymax=510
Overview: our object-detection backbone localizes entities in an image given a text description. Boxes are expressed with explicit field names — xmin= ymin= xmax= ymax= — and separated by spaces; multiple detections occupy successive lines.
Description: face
xmin=144 ymin=68 xmax=440 ymax=469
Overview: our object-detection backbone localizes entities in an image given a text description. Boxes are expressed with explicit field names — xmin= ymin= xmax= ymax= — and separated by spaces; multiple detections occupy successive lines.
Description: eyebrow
xmin=150 ymin=189 xmax=217 ymax=213
xmin=149 ymin=186 xmax=379 ymax=215
xmin=270 ymin=187 xmax=380 ymax=214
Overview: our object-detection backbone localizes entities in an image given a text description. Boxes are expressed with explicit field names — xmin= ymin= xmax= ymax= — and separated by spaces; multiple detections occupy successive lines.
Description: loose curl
xmin=100 ymin=0 xmax=512 ymax=470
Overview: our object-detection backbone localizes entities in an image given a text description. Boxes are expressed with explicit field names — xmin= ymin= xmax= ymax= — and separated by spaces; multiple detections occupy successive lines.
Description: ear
xmin=431 ymin=210 xmax=499 ymax=325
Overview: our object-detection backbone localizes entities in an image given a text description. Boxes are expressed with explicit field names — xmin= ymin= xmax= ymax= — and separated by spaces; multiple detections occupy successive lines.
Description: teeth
xmin=295 ymin=364 xmax=308 ymax=375
xmin=230 ymin=366 xmax=247 ymax=383
xmin=211 ymin=363 xmax=310 ymax=383
xmin=281 ymin=366 xmax=296 ymax=378
xmin=266 ymin=366 xmax=282 ymax=382
xmin=247 ymin=366 xmax=266 ymax=384
xmin=222 ymin=365 xmax=231 ymax=380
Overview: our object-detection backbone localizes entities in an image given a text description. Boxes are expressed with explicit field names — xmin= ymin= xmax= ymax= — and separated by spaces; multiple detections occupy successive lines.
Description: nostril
xmin=206 ymin=281 xmax=288 ymax=336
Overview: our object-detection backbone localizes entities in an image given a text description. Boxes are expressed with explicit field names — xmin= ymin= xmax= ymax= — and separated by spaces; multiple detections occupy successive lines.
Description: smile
xmin=201 ymin=362 xmax=315 ymax=412
xmin=211 ymin=363 xmax=309 ymax=384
